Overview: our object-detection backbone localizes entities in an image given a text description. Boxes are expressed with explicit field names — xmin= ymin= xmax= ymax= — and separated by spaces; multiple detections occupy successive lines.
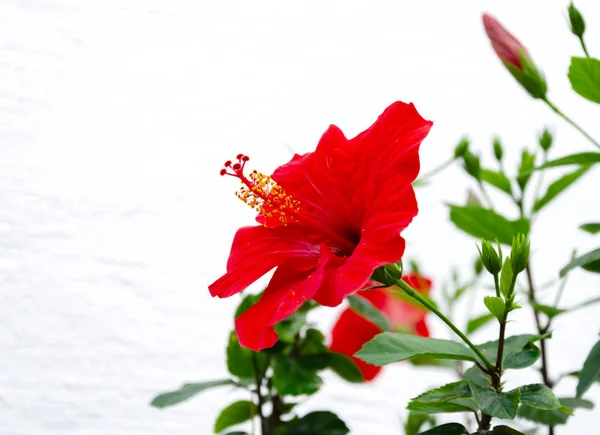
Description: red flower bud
xmin=482 ymin=13 xmax=530 ymax=70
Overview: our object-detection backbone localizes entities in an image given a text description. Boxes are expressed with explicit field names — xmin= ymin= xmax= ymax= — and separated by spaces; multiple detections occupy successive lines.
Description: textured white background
xmin=1 ymin=0 xmax=599 ymax=434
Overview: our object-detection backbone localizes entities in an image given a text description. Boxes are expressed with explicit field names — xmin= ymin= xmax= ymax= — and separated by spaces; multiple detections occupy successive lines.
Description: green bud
xmin=493 ymin=137 xmax=503 ymax=161
xmin=463 ymin=151 xmax=481 ymax=180
xmin=474 ymin=257 xmax=484 ymax=275
xmin=505 ymin=52 xmax=548 ymax=99
xmin=454 ymin=138 xmax=470 ymax=159
xmin=372 ymin=261 xmax=403 ymax=286
xmin=478 ymin=239 xmax=503 ymax=275
xmin=517 ymin=149 xmax=536 ymax=191
xmin=539 ymin=128 xmax=553 ymax=152
xmin=510 ymin=234 xmax=530 ymax=275
xmin=568 ymin=3 xmax=585 ymax=38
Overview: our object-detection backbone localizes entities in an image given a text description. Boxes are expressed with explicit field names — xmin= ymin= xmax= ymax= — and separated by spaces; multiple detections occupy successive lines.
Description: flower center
xmin=220 ymin=154 xmax=301 ymax=226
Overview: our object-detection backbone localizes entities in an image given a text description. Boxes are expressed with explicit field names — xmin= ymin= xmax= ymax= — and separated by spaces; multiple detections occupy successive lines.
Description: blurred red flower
xmin=209 ymin=102 xmax=432 ymax=351
xmin=329 ymin=274 xmax=432 ymax=381
xmin=482 ymin=13 xmax=531 ymax=70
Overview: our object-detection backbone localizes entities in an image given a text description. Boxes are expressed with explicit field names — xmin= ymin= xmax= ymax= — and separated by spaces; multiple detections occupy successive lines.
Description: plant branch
xmin=397 ymin=279 xmax=495 ymax=372
xmin=580 ymin=37 xmax=590 ymax=58
xmin=415 ymin=156 xmax=455 ymax=184
xmin=543 ymin=97 xmax=600 ymax=150
xmin=252 ymin=354 xmax=267 ymax=434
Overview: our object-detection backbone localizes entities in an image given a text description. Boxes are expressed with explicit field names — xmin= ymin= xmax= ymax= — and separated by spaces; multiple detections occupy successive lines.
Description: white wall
xmin=1 ymin=1 xmax=599 ymax=434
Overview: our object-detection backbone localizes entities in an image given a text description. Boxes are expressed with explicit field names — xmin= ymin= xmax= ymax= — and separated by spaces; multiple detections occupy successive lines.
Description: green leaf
xmin=518 ymin=384 xmax=565 ymax=411
xmin=404 ymin=412 xmax=436 ymax=435
xmin=503 ymin=342 xmax=541 ymax=370
xmin=274 ymin=311 xmax=307 ymax=343
xmin=577 ymin=339 xmax=600 ymax=398
xmin=484 ymin=296 xmax=506 ymax=320
xmin=581 ymin=223 xmax=600 ymax=234
xmin=568 ymin=57 xmax=600 ymax=103
xmin=518 ymin=397 xmax=593 ymax=425
xmin=448 ymin=205 xmax=530 ymax=245
xmin=469 ymin=382 xmax=520 ymax=419
xmin=530 ymin=302 xmax=566 ymax=319
xmin=517 ymin=150 xmax=536 ymax=191
xmin=477 ymin=334 xmax=550 ymax=368
xmin=481 ymin=169 xmax=512 ymax=194
xmin=226 ymin=331 xmax=267 ymax=379
xmin=467 ymin=313 xmax=496 ymax=335
xmin=272 ymin=353 xmax=322 ymax=396
xmin=407 ymin=401 xmax=475 ymax=414
xmin=492 ymin=425 xmax=526 ymax=435
xmin=582 ymin=258 xmax=600 ymax=273
xmin=533 ymin=165 xmax=590 ymax=212
xmin=411 ymin=381 xmax=473 ymax=404
xmin=235 ymin=293 xmax=261 ymax=318
xmin=224 ymin=432 xmax=248 ymax=435
xmin=538 ymin=152 xmax=600 ymax=169
xmin=214 ymin=401 xmax=257 ymax=433
xmin=355 ymin=332 xmax=477 ymax=366
xmin=417 ymin=423 xmax=469 ymax=434
xmin=347 ymin=294 xmax=391 ymax=332
xmin=150 ymin=379 xmax=235 ymax=408
xmin=326 ymin=352 xmax=364 ymax=383
xmin=560 ymin=247 xmax=600 ymax=277
xmin=280 ymin=411 xmax=349 ymax=435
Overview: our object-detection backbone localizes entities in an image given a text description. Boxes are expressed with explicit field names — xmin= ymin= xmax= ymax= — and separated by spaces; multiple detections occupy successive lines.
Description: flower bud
xmin=539 ymin=128 xmax=553 ymax=152
xmin=478 ymin=239 xmax=503 ymax=275
xmin=568 ymin=3 xmax=586 ymax=38
xmin=463 ymin=151 xmax=481 ymax=180
xmin=454 ymin=138 xmax=470 ymax=159
xmin=510 ymin=234 xmax=530 ymax=275
xmin=493 ymin=137 xmax=503 ymax=161
xmin=482 ymin=13 xmax=547 ymax=99
xmin=474 ymin=257 xmax=484 ymax=275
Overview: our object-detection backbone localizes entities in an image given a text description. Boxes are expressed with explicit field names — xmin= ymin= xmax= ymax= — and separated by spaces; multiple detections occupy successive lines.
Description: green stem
xmin=543 ymin=97 xmax=600 ymax=150
xmin=580 ymin=37 xmax=590 ymax=58
xmin=396 ymin=278 xmax=495 ymax=371
xmin=414 ymin=157 xmax=455 ymax=184
xmin=493 ymin=273 xmax=501 ymax=298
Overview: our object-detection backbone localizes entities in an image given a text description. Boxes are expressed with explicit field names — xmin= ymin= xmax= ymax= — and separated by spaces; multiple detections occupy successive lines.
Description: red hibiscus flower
xmin=209 ymin=102 xmax=433 ymax=351
xmin=329 ymin=274 xmax=432 ymax=381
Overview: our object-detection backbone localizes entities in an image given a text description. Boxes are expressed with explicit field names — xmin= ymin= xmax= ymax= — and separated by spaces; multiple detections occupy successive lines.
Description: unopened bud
xmin=493 ymin=137 xmax=503 ymax=161
xmin=463 ymin=151 xmax=481 ymax=180
xmin=478 ymin=239 xmax=503 ymax=275
xmin=474 ymin=257 xmax=484 ymax=275
xmin=510 ymin=234 xmax=530 ymax=275
xmin=539 ymin=128 xmax=553 ymax=152
xmin=568 ymin=3 xmax=586 ymax=38
xmin=454 ymin=138 xmax=470 ymax=159
xmin=482 ymin=13 xmax=547 ymax=99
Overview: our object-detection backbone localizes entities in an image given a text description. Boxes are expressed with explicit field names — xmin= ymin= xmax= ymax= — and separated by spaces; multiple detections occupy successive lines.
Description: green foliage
xmin=569 ymin=57 xmax=600 ymax=103
xmin=530 ymin=302 xmax=566 ymax=319
xmin=226 ymin=331 xmax=267 ymax=379
xmin=518 ymin=397 xmax=593 ymax=425
xmin=272 ymin=354 xmax=322 ymax=397
xmin=518 ymin=384 xmax=566 ymax=411
xmin=576 ymin=339 xmax=600 ymax=398
xmin=467 ymin=313 xmax=496 ymax=335
xmin=417 ymin=423 xmax=469 ymax=434
xmin=481 ymin=169 xmax=512 ymax=194
xmin=484 ymin=296 xmax=506 ymax=321
xmin=235 ymin=293 xmax=261 ymax=318
xmin=499 ymin=258 xmax=514 ymax=298
xmin=509 ymin=234 xmax=530 ymax=276
xmin=408 ymin=381 xmax=477 ymax=414
xmin=404 ymin=412 xmax=436 ymax=435
xmin=326 ymin=352 xmax=364 ymax=383
xmin=347 ymin=294 xmax=391 ymax=331
xmin=356 ymin=332 xmax=477 ymax=366
xmin=448 ymin=205 xmax=530 ymax=245
xmin=150 ymin=379 xmax=235 ymax=408
xmin=275 ymin=311 xmax=307 ymax=343
xmin=580 ymin=222 xmax=600 ymax=234
xmin=469 ymin=382 xmax=520 ymax=419
xmin=538 ymin=152 xmax=600 ymax=169
xmin=538 ymin=128 xmax=553 ymax=152
xmin=277 ymin=411 xmax=349 ymax=435
xmin=214 ymin=401 xmax=257 ymax=433
xmin=463 ymin=151 xmax=481 ymax=180
xmin=478 ymin=239 xmax=503 ymax=275
xmin=559 ymin=247 xmax=600 ymax=277
xmin=492 ymin=425 xmax=526 ymax=435
xmin=532 ymin=165 xmax=590 ymax=212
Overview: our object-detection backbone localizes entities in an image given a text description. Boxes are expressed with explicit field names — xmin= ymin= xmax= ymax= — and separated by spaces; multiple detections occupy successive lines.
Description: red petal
xmin=235 ymin=243 xmax=343 ymax=351
xmin=329 ymin=307 xmax=382 ymax=381
xmin=209 ymin=225 xmax=320 ymax=298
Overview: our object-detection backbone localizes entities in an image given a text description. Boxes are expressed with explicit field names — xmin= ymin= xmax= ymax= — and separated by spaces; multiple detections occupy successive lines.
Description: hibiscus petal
xmin=235 ymin=243 xmax=344 ymax=350
xmin=329 ymin=307 xmax=382 ymax=381
xmin=209 ymin=225 xmax=319 ymax=298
